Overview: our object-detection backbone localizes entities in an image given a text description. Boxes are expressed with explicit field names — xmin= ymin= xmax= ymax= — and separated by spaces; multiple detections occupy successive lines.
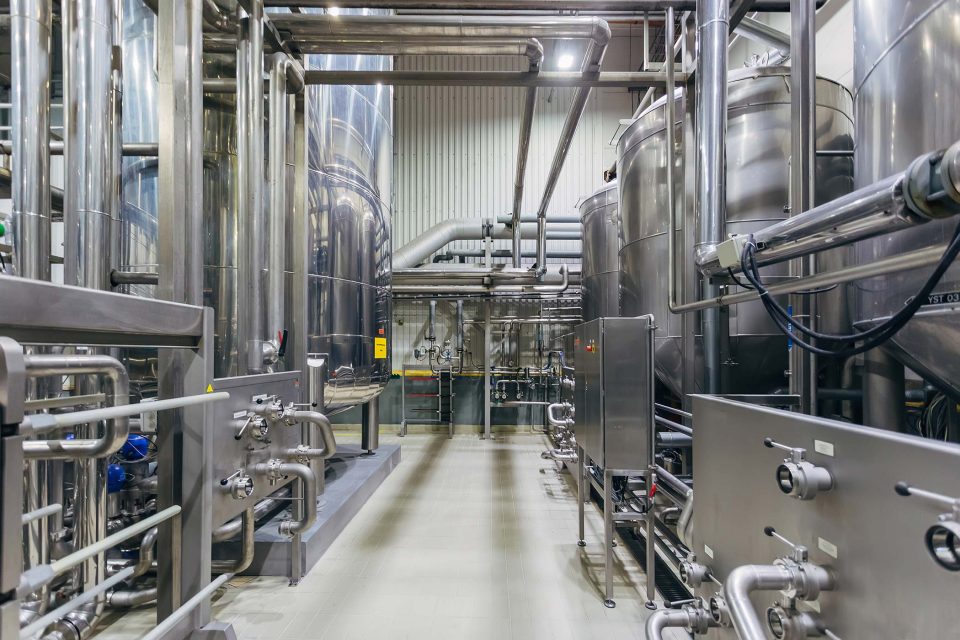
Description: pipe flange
xmin=708 ymin=594 xmax=731 ymax=627
xmin=680 ymin=560 xmax=710 ymax=588
xmin=684 ymin=601 xmax=716 ymax=635
xmin=904 ymin=149 xmax=960 ymax=220
xmin=924 ymin=516 xmax=960 ymax=571
xmin=776 ymin=460 xmax=833 ymax=501
xmin=765 ymin=603 xmax=822 ymax=640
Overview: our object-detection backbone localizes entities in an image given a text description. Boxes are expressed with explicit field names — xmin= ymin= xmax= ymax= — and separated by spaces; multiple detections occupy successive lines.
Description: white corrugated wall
xmin=391 ymin=27 xmax=646 ymax=367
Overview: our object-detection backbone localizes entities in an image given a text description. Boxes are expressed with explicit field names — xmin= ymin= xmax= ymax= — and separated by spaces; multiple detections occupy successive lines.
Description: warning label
xmin=374 ymin=337 xmax=387 ymax=359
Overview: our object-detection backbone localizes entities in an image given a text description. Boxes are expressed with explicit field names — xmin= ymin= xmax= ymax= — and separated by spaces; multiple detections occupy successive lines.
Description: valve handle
xmin=277 ymin=329 xmax=289 ymax=358
xmin=764 ymin=526 xmax=802 ymax=554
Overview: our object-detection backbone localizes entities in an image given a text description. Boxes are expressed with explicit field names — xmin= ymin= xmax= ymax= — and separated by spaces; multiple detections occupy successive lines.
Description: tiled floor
xmin=94 ymin=432 xmax=680 ymax=639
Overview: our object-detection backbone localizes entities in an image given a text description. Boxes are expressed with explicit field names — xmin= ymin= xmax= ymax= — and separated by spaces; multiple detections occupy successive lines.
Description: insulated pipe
xmin=697 ymin=147 xmax=960 ymax=277
xmin=276 ymin=36 xmax=545 ymax=61
xmin=267 ymin=53 xmax=305 ymax=360
xmin=533 ymin=22 xmax=610 ymax=275
xmin=302 ymin=69 xmax=679 ymax=87
xmin=238 ymin=2 xmax=270 ymax=374
xmin=456 ymin=299 xmax=464 ymax=352
xmin=734 ymin=15 xmax=790 ymax=52
xmin=724 ymin=564 xmax=796 ymax=640
xmin=21 ymin=354 xmax=130 ymax=459
xmin=251 ymin=462 xmax=318 ymax=536
xmin=211 ymin=508 xmax=255 ymax=574
xmin=10 ymin=0 xmax=52 ymax=280
xmin=63 ymin=0 xmax=121 ymax=291
xmin=645 ymin=610 xmax=692 ymax=640
xmin=696 ymin=0 xmax=728 ymax=394
xmin=393 ymin=219 xmax=581 ymax=269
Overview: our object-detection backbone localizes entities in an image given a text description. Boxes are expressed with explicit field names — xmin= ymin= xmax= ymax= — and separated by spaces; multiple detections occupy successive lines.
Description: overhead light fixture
xmin=328 ymin=6 xmax=340 ymax=15
xmin=557 ymin=54 xmax=575 ymax=70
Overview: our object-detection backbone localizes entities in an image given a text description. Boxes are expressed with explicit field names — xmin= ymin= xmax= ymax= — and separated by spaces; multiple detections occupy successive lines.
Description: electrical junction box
xmin=715 ymin=234 xmax=751 ymax=270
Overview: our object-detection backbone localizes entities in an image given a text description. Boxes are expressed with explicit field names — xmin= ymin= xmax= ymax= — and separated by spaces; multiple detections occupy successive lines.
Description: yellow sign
xmin=206 ymin=384 xmax=214 ymax=393
xmin=374 ymin=337 xmax=387 ymax=359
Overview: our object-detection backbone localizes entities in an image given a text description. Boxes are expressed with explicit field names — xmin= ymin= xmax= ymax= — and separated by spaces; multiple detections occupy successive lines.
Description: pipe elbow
xmin=525 ymin=38 xmax=544 ymax=68
xmin=292 ymin=410 xmax=337 ymax=459
xmin=723 ymin=564 xmax=794 ymax=640
xmin=589 ymin=17 xmax=612 ymax=48
xmin=276 ymin=463 xmax=318 ymax=537
xmin=645 ymin=610 xmax=691 ymax=640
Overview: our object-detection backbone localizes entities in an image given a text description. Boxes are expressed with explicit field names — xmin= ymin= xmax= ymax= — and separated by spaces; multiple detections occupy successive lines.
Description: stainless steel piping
xmin=734 ymin=15 xmax=789 ymax=52
xmin=285 ymin=410 xmax=337 ymax=460
xmin=696 ymin=0 xmax=728 ymax=394
xmin=202 ymin=0 xmax=236 ymax=32
xmin=211 ymin=508 xmax=255 ymax=574
xmin=238 ymin=1 xmax=270 ymax=374
xmin=63 ymin=0 xmax=121 ymax=291
xmin=511 ymin=84 xmax=539 ymax=268
xmin=21 ymin=354 xmax=130 ymax=459
xmin=274 ymin=36 xmax=545 ymax=61
xmin=263 ymin=0 xmax=807 ymax=9
xmin=267 ymin=52 xmax=305 ymax=365
xmin=393 ymin=218 xmax=582 ymax=269
xmin=428 ymin=300 xmax=438 ymax=341
xmin=10 ymin=0 xmax=52 ymax=280
xmin=104 ymin=526 xmax=159 ymax=606
xmin=723 ymin=564 xmax=796 ymax=640
xmin=252 ymin=461 xmax=318 ymax=536
xmin=455 ymin=299 xmax=465 ymax=353
xmin=645 ymin=610 xmax=693 ymax=640
xmin=212 ymin=486 xmax=291 ymax=542
xmin=533 ymin=20 xmax=610 ymax=275
xmin=301 ymin=69 xmax=679 ymax=87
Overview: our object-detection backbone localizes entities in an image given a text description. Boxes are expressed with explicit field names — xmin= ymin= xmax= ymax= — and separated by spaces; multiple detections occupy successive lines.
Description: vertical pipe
xmin=268 ymin=54 xmax=291 ymax=363
xmin=483 ymin=301 xmax=492 ymax=440
xmin=362 ymin=396 xmax=380 ymax=453
xmin=695 ymin=0 xmax=728 ymax=394
xmin=238 ymin=2 xmax=267 ymax=374
xmin=455 ymin=299 xmax=464 ymax=353
xmin=789 ymin=0 xmax=817 ymax=413
xmin=428 ymin=300 xmax=437 ymax=342
xmin=9 ymin=0 xmax=52 ymax=281
xmin=862 ymin=350 xmax=905 ymax=432
xmin=665 ymin=8 xmax=678 ymax=311
xmin=511 ymin=86 xmax=537 ymax=268
xmin=63 ymin=0 xmax=120 ymax=290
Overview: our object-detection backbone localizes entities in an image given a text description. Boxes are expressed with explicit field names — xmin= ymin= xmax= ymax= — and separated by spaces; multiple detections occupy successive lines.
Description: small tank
xmin=579 ymin=180 xmax=619 ymax=321
xmin=617 ymin=67 xmax=854 ymax=397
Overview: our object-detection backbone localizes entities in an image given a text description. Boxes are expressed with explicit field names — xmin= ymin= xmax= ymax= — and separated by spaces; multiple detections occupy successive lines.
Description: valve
xmin=708 ymin=594 xmax=731 ymax=627
xmin=764 ymin=438 xmax=834 ymax=500
xmin=766 ymin=599 xmax=824 ymax=639
xmin=680 ymin=554 xmax=710 ymax=588
xmin=220 ymin=470 xmax=255 ymax=500
xmin=895 ymin=481 xmax=960 ymax=571
xmin=764 ymin=527 xmax=834 ymax=601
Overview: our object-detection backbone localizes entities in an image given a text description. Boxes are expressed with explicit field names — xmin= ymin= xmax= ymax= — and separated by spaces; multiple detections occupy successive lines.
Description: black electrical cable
xmin=740 ymin=218 xmax=960 ymax=357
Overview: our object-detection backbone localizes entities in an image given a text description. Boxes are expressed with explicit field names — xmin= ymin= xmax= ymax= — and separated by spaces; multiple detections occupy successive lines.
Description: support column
xmin=362 ymin=397 xmax=380 ymax=454
xmin=789 ymin=0 xmax=818 ymax=413
xmin=483 ymin=301 xmax=492 ymax=440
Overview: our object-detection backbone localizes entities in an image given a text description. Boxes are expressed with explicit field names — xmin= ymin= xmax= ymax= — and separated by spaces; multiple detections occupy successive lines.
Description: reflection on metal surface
xmin=617 ymin=67 xmax=853 ymax=397
xmin=854 ymin=0 xmax=960 ymax=397
xmin=579 ymin=181 xmax=619 ymax=321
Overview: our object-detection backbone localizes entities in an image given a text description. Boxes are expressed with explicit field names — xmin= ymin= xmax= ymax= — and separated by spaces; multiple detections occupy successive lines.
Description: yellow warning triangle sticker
xmin=206 ymin=384 xmax=214 ymax=393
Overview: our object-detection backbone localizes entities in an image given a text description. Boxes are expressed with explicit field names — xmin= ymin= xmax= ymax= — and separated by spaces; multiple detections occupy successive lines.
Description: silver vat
xmin=579 ymin=180 xmax=619 ymax=321
xmin=854 ymin=0 xmax=960 ymax=397
xmin=617 ymin=67 xmax=853 ymax=397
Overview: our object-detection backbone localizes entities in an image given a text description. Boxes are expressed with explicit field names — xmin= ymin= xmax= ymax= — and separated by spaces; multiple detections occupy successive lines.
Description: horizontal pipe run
xmin=140 ymin=572 xmax=234 ymax=640
xmin=111 ymin=270 xmax=159 ymax=286
xmin=655 ymin=415 xmax=692 ymax=436
xmin=213 ymin=487 xmax=291 ymax=542
xmin=0 ymin=140 xmax=158 ymax=156
xmin=19 ymin=506 xmax=180 ymax=597
xmin=22 ymin=354 xmax=130 ymax=459
xmin=264 ymin=0 xmax=809 ymax=8
xmin=678 ymin=243 xmax=951 ymax=313
xmin=302 ymin=70 xmax=684 ymax=87
xmin=655 ymin=403 xmax=692 ymax=419
xmin=20 ymin=566 xmax=136 ymax=638
xmin=734 ymin=15 xmax=790 ymax=51
xmin=496 ymin=215 xmax=579 ymax=224
xmin=23 ymin=393 xmax=106 ymax=411
xmin=21 ymin=392 xmax=230 ymax=436
xmin=276 ymin=36 xmax=545 ymax=61
xmin=21 ymin=503 xmax=62 ymax=526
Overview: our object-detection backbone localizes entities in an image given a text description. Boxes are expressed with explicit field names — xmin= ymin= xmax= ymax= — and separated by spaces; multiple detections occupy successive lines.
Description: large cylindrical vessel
xmin=120 ymin=1 xmax=393 ymax=401
xmin=854 ymin=0 xmax=960 ymax=397
xmin=618 ymin=67 xmax=853 ymax=397
xmin=306 ymin=43 xmax=393 ymax=409
xmin=579 ymin=180 xmax=619 ymax=321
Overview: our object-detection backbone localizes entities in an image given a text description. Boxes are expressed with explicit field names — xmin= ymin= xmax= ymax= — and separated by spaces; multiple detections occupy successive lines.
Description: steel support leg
xmin=603 ymin=467 xmax=615 ymax=608
xmin=577 ymin=447 xmax=586 ymax=547
xmin=645 ymin=467 xmax=657 ymax=610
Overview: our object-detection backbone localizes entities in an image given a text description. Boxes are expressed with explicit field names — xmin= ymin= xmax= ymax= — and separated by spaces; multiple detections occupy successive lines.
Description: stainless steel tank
xmin=618 ymin=67 xmax=854 ymax=397
xmin=579 ymin=180 xmax=619 ymax=321
xmin=119 ymin=2 xmax=393 ymax=402
xmin=119 ymin=0 xmax=241 ymax=377
xmin=306 ymin=44 xmax=393 ymax=409
xmin=854 ymin=0 xmax=960 ymax=397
